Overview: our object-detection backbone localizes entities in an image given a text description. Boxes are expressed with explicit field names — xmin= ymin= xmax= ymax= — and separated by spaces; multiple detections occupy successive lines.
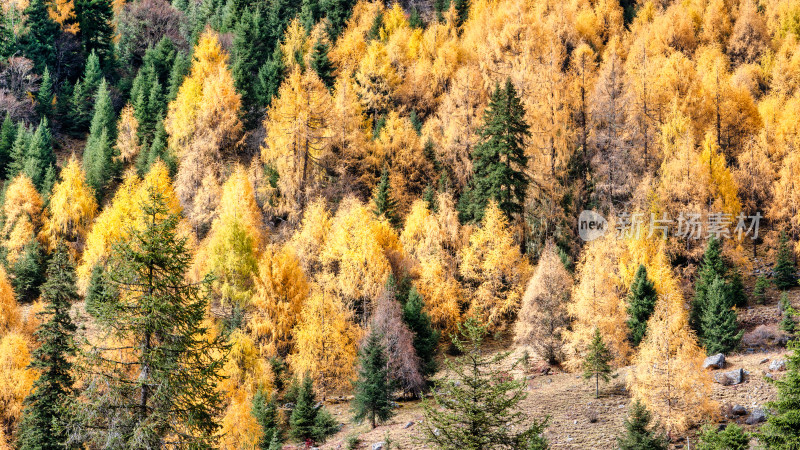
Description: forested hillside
xmin=2 ymin=0 xmax=800 ymax=448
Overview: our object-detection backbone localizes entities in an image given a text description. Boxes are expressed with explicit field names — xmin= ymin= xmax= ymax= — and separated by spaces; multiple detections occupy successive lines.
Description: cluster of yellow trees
xmin=4 ymin=0 xmax=800 ymax=444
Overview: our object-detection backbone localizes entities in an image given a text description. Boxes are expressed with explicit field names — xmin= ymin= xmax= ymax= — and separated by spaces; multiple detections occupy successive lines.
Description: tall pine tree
xmin=36 ymin=67 xmax=55 ymax=120
xmin=20 ymin=0 xmax=60 ymax=73
xmin=774 ymin=231 xmax=797 ymax=290
xmin=70 ymin=52 xmax=103 ymax=133
xmin=79 ymin=189 xmax=227 ymax=447
xmin=252 ymin=389 xmax=282 ymax=450
xmin=24 ymin=118 xmax=56 ymax=194
xmin=83 ymin=79 xmax=117 ymax=198
xmin=18 ymin=245 xmax=78 ymax=450
xmin=582 ymin=328 xmax=613 ymax=399
xmin=617 ymin=400 xmax=669 ymax=450
xmin=700 ymin=276 xmax=743 ymax=355
xmin=757 ymin=339 xmax=800 ymax=448
xmin=352 ymin=330 xmax=395 ymax=429
xmin=0 ymin=115 xmax=17 ymax=180
xmin=310 ymin=39 xmax=335 ymax=90
xmin=459 ymin=78 xmax=529 ymax=223
xmin=289 ymin=374 xmax=339 ymax=444
xmin=75 ymin=0 xmax=115 ymax=70
xmin=402 ymin=287 xmax=439 ymax=379
xmin=232 ymin=7 xmax=272 ymax=127
xmin=626 ymin=264 xmax=658 ymax=347
xmin=373 ymin=166 xmax=400 ymax=227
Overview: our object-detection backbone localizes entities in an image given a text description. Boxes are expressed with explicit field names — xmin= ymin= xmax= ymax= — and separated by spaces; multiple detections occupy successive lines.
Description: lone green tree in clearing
xmin=617 ymin=400 xmax=668 ymax=450
xmin=17 ymin=245 xmax=78 ymax=450
xmin=697 ymin=423 xmax=749 ymax=450
xmin=757 ymin=339 xmax=800 ymax=448
xmin=459 ymin=78 xmax=530 ymax=224
xmin=289 ymin=374 xmax=339 ymax=444
xmin=351 ymin=329 xmax=395 ymax=428
xmin=582 ymin=328 xmax=613 ymax=398
xmin=78 ymin=189 xmax=228 ymax=448
xmin=402 ymin=287 xmax=440 ymax=379
xmin=373 ymin=166 xmax=399 ymax=227
xmin=421 ymin=318 xmax=549 ymax=449
xmin=774 ymin=231 xmax=797 ymax=290
xmin=700 ymin=276 xmax=743 ymax=355
xmin=626 ymin=264 xmax=658 ymax=347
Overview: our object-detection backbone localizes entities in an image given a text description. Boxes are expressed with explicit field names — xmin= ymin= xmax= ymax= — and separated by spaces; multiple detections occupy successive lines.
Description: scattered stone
xmin=746 ymin=408 xmax=766 ymax=425
xmin=714 ymin=368 xmax=745 ymax=385
xmin=404 ymin=421 xmax=414 ymax=429
xmin=765 ymin=373 xmax=775 ymax=380
xmin=732 ymin=405 xmax=747 ymax=416
xmin=769 ymin=359 xmax=787 ymax=372
xmin=433 ymin=428 xmax=441 ymax=437
xmin=372 ymin=443 xmax=384 ymax=450
xmin=760 ymin=358 xmax=770 ymax=365
xmin=704 ymin=353 xmax=726 ymax=369
xmin=619 ymin=404 xmax=625 ymax=409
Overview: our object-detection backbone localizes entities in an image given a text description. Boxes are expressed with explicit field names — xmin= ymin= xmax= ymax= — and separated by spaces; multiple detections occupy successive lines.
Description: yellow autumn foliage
xmin=43 ymin=156 xmax=98 ymax=256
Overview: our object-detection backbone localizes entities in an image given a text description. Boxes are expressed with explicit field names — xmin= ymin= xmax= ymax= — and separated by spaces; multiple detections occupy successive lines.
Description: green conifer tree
xmin=289 ymin=374 xmax=339 ymax=444
xmin=24 ymin=118 xmax=56 ymax=192
xmin=7 ymin=124 xmax=30 ymax=181
xmin=402 ymin=287 xmax=439 ymax=378
xmin=300 ymin=0 xmax=322 ymax=31
xmin=18 ymin=245 xmax=78 ymax=450
xmin=692 ymin=237 xmax=729 ymax=336
xmin=256 ymin=46 xmax=286 ymax=109
xmin=754 ymin=275 xmax=769 ymax=305
xmin=310 ymin=39 xmax=335 ymax=91
xmin=319 ymin=0 xmax=358 ymax=40
xmin=757 ymin=339 xmax=800 ymax=448
xmin=458 ymin=78 xmax=529 ymax=223
xmin=36 ymin=67 xmax=54 ymax=120
xmin=422 ymin=318 xmax=549 ymax=449
xmin=696 ymin=423 xmax=749 ymax=450
xmin=626 ymin=264 xmax=658 ymax=347
xmin=232 ymin=7 xmax=272 ymax=127
xmin=75 ymin=0 xmax=115 ymax=69
xmin=0 ymin=114 xmax=18 ymax=179
xmin=253 ymin=389 xmax=282 ymax=450
xmin=79 ymin=189 xmax=227 ymax=447
xmin=700 ymin=276 xmax=743 ymax=355
xmin=617 ymin=400 xmax=669 ymax=450
xmin=83 ymin=79 xmax=116 ymax=198
xmin=775 ymin=231 xmax=797 ymax=290
xmin=582 ymin=328 xmax=613 ymax=398
xmin=10 ymin=239 xmax=47 ymax=303
xmin=20 ymin=0 xmax=61 ymax=73
xmin=70 ymin=52 xmax=103 ymax=132
xmin=167 ymin=52 xmax=190 ymax=102
xmin=352 ymin=330 xmax=395 ymax=429
xmin=454 ymin=0 xmax=470 ymax=29
xmin=373 ymin=166 xmax=399 ymax=227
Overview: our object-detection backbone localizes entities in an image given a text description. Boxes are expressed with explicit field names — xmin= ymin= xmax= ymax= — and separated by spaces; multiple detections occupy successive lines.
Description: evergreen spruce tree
xmin=402 ymin=287 xmax=439 ymax=378
xmin=36 ymin=67 xmax=54 ymax=120
xmin=24 ymin=118 xmax=56 ymax=192
xmin=20 ymin=0 xmax=61 ymax=73
xmin=421 ymin=318 xmax=549 ymax=449
xmin=774 ymin=231 xmax=797 ymax=290
xmin=310 ymin=39 xmax=335 ymax=91
xmin=700 ymin=276 xmax=743 ymax=355
xmin=0 ymin=114 xmax=17 ymax=180
xmin=131 ymin=64 xmax=158 ymax=146
xmin=617 ymin=400 xmax=669 ymax=450
xmin=79 ymin=189 xmax=227 ymax=447
xmin=626 ymin=264 xmax=658 ymax=347
xmin=459 ymin=78 xmax=529 ymax=223
xmin=757 ymin=339 xmax=800 ymax=448
xmin=289 ymin=374 xmax=338 ymax=444
xmin=253 ymin=389 xmax=282 ymax=450
xmin=256 ymin=47 xmax=286 ymax=109
xmin=141 ymin=37 xmax=177 ymax=85
xmin=696 ymin=423 xmax=749 ymax=450
xmin=232 ymin=7 xmax=271 ymax=127
xmin=83 ymin=79 xmax=117 ymax=198
xmin=85 ymin=263 xmax=115 ymax=317
xmin=754 ymin=275 xmax=769 ymax=305
xmin=423 ymin=185 xmax=436 ymax=212
xmin=319 ymin=0 xmax=358 ymax=40
xmin=780 ymin=304 xmax=796 ymax=336
xmin=454 ymin=0 xmax=470 ymax=29
xmin=373 ymin=166 xmax=400 ymax=227
xmin=582 ymin=328 xmax=613 ymax=399
xmin=352 ymin=330 xmax=395 ymax=429
xmin=10 ymin=239 xmax=47 ymax=302
xmin=300 ymin=0 xmax=322 ymax=31
xmin=18 ymin=245 xmax=78 ymax=450
xmin=75 ymin=0 xmax=115 ymax=69
xmin=0 ymin=8 xmax=13 ymax=59
xmin=691 ymin=237 xmax=729 ymax=336
xmin=7 ymin=124 xmax=30 ymax=181
xmin=167 ymin=52 xmax=190 ymax=102
xmin=70 ymin=52 xmax=103 ymax=132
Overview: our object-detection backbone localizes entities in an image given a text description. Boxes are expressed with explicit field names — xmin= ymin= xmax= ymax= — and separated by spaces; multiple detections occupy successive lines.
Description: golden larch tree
xmin=459 ymin=201 xmax=530 ymax=332
xmin=0 ymin=332 xmax=35 ymax=439
xmin=42 ymin=156 xmax=98 ymax=257
xmin=2 ymin=174 xmax=43 ymax=264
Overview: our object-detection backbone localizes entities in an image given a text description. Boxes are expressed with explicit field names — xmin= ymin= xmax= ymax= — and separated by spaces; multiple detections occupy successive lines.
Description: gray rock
xmin=732 ymin=405 xmax=747 ymax=416
xmin=746 ymin=408 xmax=766 ymax=425
xmin=704 ymin=353 xmax=726 ymax=369
xmin=714 ymin=368 xmax=745 ymax=385
xmin=404 ymin=421 xmax=414 ymax=429
xmin=372 ymin=443 xmax=384 ymax=450
xmin=769 ymin=359 xmax=787 ymax=372
xmin=760 ymin=358 xmax=770 ymax=364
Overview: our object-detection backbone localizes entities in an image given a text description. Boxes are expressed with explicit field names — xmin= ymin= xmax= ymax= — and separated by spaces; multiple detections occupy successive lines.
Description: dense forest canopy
xmin=2 ymin=0 xmax=800 ymax=447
